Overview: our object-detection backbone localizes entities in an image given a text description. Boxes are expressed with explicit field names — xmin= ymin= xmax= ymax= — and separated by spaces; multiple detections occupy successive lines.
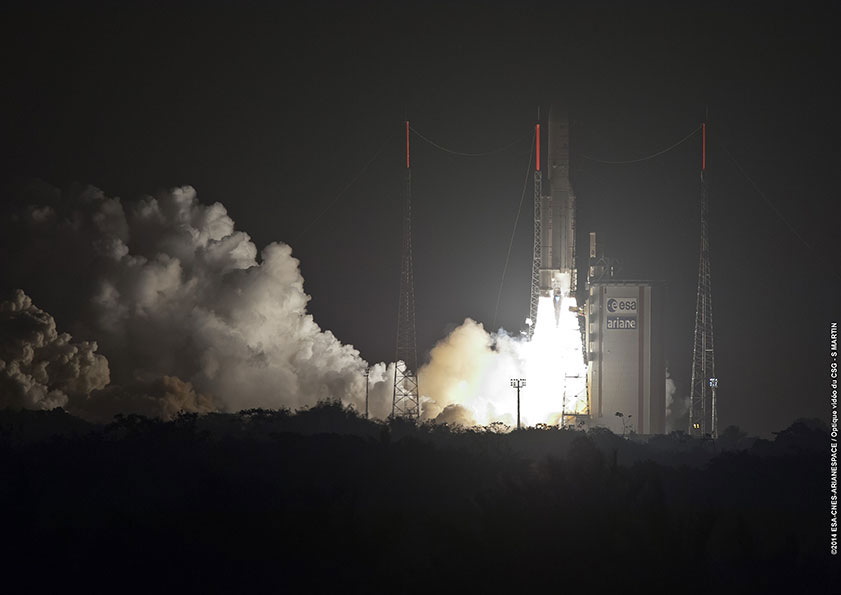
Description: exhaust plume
xmin=419 ymin=319 xmax=521 ymax=427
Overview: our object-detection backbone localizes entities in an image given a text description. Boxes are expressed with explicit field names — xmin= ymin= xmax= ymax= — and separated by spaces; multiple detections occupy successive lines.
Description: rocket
xmin=540 ymin=107 xmax=577 ymax=324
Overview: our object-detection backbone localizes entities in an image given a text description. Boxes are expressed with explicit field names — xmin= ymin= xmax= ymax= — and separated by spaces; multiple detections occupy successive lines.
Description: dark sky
xmin=1 ymin=1 xmax=838 ymax=435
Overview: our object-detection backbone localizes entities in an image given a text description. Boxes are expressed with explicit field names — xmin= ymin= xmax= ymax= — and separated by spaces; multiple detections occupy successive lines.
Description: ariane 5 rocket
xmin=539 ymin=107 xmax=577 ymax=324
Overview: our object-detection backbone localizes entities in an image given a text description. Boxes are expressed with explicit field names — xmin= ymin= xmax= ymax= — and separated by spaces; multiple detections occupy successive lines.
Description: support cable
xmin=582 ymin=125 xmax=701 ymax=165
xmin=294 ymin=138 xmax=388 ymax=243
xmin=715 ymin=138 xmax=812 ymax=250
xmin=409 ymin=125 xmax=529 ymax=157
xmin=717 ymin=138 xmax=840 ymax=280
xmin=492 ymin=131 xmax=535 ymax=329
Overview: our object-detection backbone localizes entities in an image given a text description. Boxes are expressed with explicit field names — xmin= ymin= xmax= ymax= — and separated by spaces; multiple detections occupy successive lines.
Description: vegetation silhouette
xmin=0 ymin=404 xmax=834 ymax=592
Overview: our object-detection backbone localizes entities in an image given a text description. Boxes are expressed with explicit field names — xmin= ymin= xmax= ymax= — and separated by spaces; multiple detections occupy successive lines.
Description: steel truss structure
xmin=393 ymin=121 xmax=420 ymax=419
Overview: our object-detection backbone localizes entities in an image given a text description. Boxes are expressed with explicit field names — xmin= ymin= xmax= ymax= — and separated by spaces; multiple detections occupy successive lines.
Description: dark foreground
xmin=0 ymin=405 xmax=835 ymax=592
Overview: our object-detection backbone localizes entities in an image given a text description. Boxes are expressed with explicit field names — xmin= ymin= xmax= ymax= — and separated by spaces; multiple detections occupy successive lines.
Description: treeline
xmin=0 ymin=405 xmax=833 ymax=592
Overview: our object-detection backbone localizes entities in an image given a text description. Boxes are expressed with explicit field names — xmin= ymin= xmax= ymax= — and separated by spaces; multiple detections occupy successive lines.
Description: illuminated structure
xmin=527 ymin=122 xmax=542 ymax=339
xmin=586 ymin=275 xmax=666 ymax=435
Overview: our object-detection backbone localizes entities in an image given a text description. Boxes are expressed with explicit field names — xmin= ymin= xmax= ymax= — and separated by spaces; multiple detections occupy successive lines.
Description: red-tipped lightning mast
xmin=689 ymin=112 xmax=717 ymax=439
xmin=394 ymin=119 xmax=419 ymax=419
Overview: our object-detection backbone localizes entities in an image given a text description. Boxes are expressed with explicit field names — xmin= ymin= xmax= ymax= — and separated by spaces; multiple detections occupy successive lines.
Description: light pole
xmin=510 ymin=378 xmax=526 ymax=429
xmin=363 ymin=369 xmax=370 ymax=419
xmin=709 ymin=377 xmax=719 ymax=439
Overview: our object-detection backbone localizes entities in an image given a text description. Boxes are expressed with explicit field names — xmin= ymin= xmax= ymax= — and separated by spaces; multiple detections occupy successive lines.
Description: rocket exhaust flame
xmin=522 ymin=275 xmax=588 ymax=424
xmin=419 ymin=275 xmax=588 ymax=428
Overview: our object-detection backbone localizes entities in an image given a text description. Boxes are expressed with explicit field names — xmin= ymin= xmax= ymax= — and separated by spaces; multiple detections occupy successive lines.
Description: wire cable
xmin=492 ymin=132 xmax=535 ymax=329
xmin=715 ymin=136 xmax=841 ymax=280
xmin=409 ymin=125 xmax=529 ymax=157
xmin=582 ymin=125 xmax=701 ymax=165
xmin=293 ymin=138 xmax=388 ymax=243
xmin=716 ymin=138 xmax=813 ymax=249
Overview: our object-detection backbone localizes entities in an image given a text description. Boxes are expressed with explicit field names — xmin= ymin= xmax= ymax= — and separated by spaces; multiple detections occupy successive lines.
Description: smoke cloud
xmin=364 ymin=361 xmax=397 ymax=420
xmin=0 ymin=183 xmax=598 ymax=430
xmin=419 ymin=319 xmax=521 ymax=427
xmin=0 ymin=289 xmax=110 ymax=411
xmin=0 ymin=184 xmax=391 ymax=419
xmin=75 ymin=375 xmax=217 ymax=423
xmin=431 ymin=404 xmax=477 ymax=427
xmin=665 ymin=366 xmax=687 ymax=431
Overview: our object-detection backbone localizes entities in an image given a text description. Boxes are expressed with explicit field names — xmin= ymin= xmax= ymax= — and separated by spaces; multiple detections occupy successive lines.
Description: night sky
xmin=1 ymin=1 xmax=838 ymax=435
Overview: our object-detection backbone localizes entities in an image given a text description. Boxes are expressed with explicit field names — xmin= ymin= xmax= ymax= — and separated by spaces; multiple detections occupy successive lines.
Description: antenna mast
xmin=393 ymin=120 xmax=420 ymax=419
xmin=689 ymin=115 xmax=718 ymax=438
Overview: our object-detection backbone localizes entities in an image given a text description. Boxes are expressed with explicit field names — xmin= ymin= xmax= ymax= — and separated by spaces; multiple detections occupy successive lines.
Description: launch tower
xmin=688 ymin=119 xmax=718 ymax=438
xmin=527 ymin=122 xmax=542 ymax=339
xmin=393 ymin=121 xmax=421 ymax=419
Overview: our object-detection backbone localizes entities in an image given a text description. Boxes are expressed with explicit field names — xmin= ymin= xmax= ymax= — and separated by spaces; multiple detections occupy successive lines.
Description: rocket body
xmin=540 ymin=109 xmax=576 ymax=322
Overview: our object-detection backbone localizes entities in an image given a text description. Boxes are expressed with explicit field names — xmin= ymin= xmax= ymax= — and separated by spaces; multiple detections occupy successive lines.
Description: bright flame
xmin=519 ymin=293 xmax=588 ymax=427
xmin=418 ymin=274 xmax=589 ymax=428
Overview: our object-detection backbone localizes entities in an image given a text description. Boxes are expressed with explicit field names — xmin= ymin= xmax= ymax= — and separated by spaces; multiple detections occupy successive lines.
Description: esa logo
xmin=607 ymin=298 xmax=637 ymax=313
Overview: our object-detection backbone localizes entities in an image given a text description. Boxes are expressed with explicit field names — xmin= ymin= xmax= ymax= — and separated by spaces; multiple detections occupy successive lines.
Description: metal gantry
xmin=689 ymin=120 xmax=718 ymax=438
xmin=527 ymin=122 xmax=542 ymax=340
xmin=393 ymin=120 xmax=421 ymax=420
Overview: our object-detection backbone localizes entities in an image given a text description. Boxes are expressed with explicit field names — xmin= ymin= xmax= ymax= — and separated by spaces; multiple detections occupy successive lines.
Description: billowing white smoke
xmin=0 ymin=290 xmax=110 ymax=410
xmin=666 ymin=368 xmax=677 ymax=410
xmin=665 ymin=367 xmax=687 ymax=431
xmin=418 ymin=299 xmax=588 ymax=428
xmin=364 ymin=361 xmax=398 ymax=420
xmin=1 ymin=184 xmax=390 ymax=419
xmin=419 ymin=319 xmax=522 ymax=427
xmin=2 ymin=183 xmax=591 ymax=428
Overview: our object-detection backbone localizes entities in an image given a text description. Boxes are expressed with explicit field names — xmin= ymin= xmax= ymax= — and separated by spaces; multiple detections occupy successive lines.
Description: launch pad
xmin=397 ymin=106 xmax=710 ymax=435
